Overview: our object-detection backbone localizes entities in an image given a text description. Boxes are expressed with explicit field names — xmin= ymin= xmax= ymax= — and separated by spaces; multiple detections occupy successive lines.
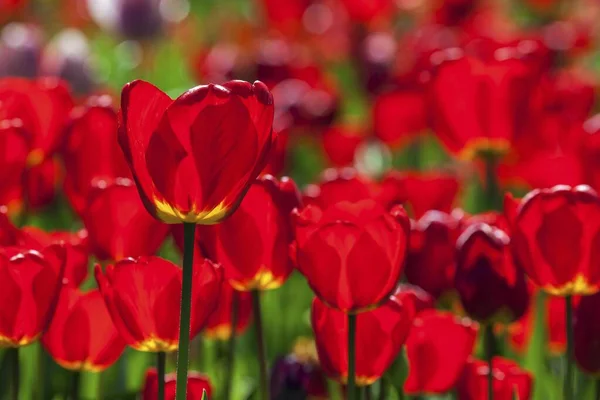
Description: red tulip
xmin=262 ymin=128 xmax=289 ymax=176
xmin=258 ymin=0 xmax=310 ymax=35
xmin=455 ymin=221 xmax=529 ymax=323
xmin=311 ymin=290 xmax=415 ymax=385
xmin=428 ymin=53 xmax=536 ymax=159
xmin=574 ymin=292 xmax=600 ymax=375
xmin=380 ymin=171 xmax=460 ymax=218
xmin=404 ymin=310 xmax=478 ymax=395
xmin=25 ymin=156 xmax=61 ymax=209
xmin=204 ymin=284 xmax=252 ymax=340
xmin=303 ymin=168 xmax=381 ymax=209
xmin=0 ymin=119 xmax=29 ymax=213
xmin=294 ymin=199 xmax=410 ymax=313
xmin=321 ymin=125 xmax=364 ymax=167
xmin=339 ymin=0 xmax=395 ymax=23
xmin=118 ymin=80 xmax=275 ymax=224
xmin=373 ymin=88 xmax=427 ymax=148
xmin=83 ymin=179 xmax=170 ymax=261
xmin=0 ymin=205 xmax=20 ymax=245
xmin=94 ymin=256 xmax=222 ymax=352
xmin=62 ymin=95 xmax=132 ymax=214
xmin=395 ymin=284 xmax=436 ymax=313
xmin=457 ymin=357 xmax=533 ymax=400
xmin=0 ymin=245 xmax=65 ymax=347
xmin=203 ymin=175 xmax=301 ymax=291
xmin=510 ymin=185 xmax=600 ymax=296
xmin=42 ymin=287 xmax=125 ymax=371
xmin=405 ymin=210 xmax=461 ymax=299
xmin=17 ymin=226 xmax=89 ymax=287
xmin=142 ymin=368 xmax=212 ymax=400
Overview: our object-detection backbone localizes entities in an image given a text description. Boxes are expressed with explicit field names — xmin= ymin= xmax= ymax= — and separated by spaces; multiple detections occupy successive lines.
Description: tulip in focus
xmin=94 ymin=256 xmax=222 ymax=352
xmin=294 ymin=199 xmax=410 ymax=313
xmin=42 ymin=287 xmax=126 ymax=371
xmin=118 ymin=79 xmax=275 ymax=225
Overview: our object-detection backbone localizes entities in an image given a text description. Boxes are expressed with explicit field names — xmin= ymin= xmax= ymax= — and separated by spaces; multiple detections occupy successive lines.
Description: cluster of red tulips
xmin=2 ymin=0 xmax=600 ymax=400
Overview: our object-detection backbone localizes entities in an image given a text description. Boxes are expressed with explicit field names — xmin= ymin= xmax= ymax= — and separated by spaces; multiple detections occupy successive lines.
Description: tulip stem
xmin=175 ymin=222 xmax=197 ymax=400
xmin=564 ymin=295 xmax=574 ymax=400
xmin=378 ymin=379 xmax=388 ymax=400
xmin=252 ymin=290 xmax=269 ymax=400
xmin=71 ymin=370 xmax=80 ymax=400
xmin=9 ymin=347 xmax=18 ymax=400
xmin=157 ymin=351 xmax=166 ymax=400
xmin=364 ymin=385 xmax=372 ymax=400
xmin=595 ymin=378 xmax=600 ymax=400
xmin=347 ymin=314 xmax=357 ymax=400
xmin=483 ymin=153 xmax=501 ymax=211
xmin=223 ymin=292 xmax=239 ymax=400
xmin=484 ymin=324 xmax=495 ymax=400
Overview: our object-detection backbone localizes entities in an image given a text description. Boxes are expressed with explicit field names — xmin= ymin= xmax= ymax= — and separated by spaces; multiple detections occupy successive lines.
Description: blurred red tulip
xmin=204 ymin=284 xmax=252 ymax=340
xmin=428 ymin=53 xmax=536 ymax=159
xmin=394 ymin=284 xmax=436 ymax=313
xmin=62 ymin=96 xmax=131 ymax=214
xmin=42 ymin=287 xmax=125 ymax=371
xmin=262 ymin=128 xmax=289 ymax=176
xmin=25 ymin=156 xmax=61 ymax=209
xmin=0 ymin=0 xmax=28 ymax=17
xmin=456 ymin=357 xmax=533 ymax=400
xmin=142 ymin=368 xmax=212 ymax=400
xmin=510 ymin=185 xmax=600 ymax=296
xmin=373 ymin=87 xmax=427 ymax=147
xmin=0 ymin=119 xmax=29 ymax=212
xmin=339 ymin=0 xmax=394 ymax=23
xmin=18 ymin=226 xmax=88 ymax=287
xmin=303 ymin=168 xmax=380 ymax=208
xmin=321 ymin=125 xmax=364 ymax=167
xmin=0 ymin=206 xmax=19 ymax=245
xmin=434 ymin=0 xmax=479 ymax=27
xmin=94 ymin=256 xmax=222 ymax=352
xmin=404 ymin=310 xmax=478 ymax=395
xmin=294 ymin=199 xmax=410 ymax=312
xmin=507 ymin=292 xmax=567 ymax=355
xmin=0 ymin=245 xmax=65 ymax=347
xmin=455 ymin=221 xmax=529 ymax=323
xmin=205 ymin=175 xmax=301 ymax=291
xmin=118 ymin=80 xmax=275 ymax=224
xmin=258 ymin=0 xmax=310 ymax=35
xmin=83 ymin=179 xmax=170 ymax=261
xmin=380 ymin=171 xmax=460 ymax=218
xmin=574 ymin=292 xmax=600 ymax=374
xmin=405 ymin=210 xmax=461 ymax=299
xmin=311 ymin=289 xmax=415 ymax=385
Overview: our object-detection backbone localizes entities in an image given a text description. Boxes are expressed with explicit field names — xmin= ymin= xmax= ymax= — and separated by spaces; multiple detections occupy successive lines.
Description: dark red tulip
xmin=394 ymin=284 xmax=436 ymax=313
xmin=294 ymin=199 xmax=410 ymax=313
xmin=428 ymin=53 xmax=536 ymax=159
xmin=373 ymin=87 xmax=427 ymax=147
xmin=321 ymin=125 xmax=364 ymax=167
xmin=204 ymin=284 xmax=252 ymax=340
xmin=18 ymin=227 xmax=89 ymax=287
xmin=574 ymin=292 xmax=600 ymax=375
xmin=510 ymin=185 xmax=600 ymax=296
xmin=380 ymin=171 xmax=460 ymax=218
xmin=25 ymin=156 xmax=61 ymax=209
xmin=262 ymin=128 xmax=289 ymax=176
xmin=455 ymin=221 xmax=529 ymax=323
xmin=62 ymin=96 xmax=131 ymax=214
xmin=205 ymin=175 xmax=301 ymax=291
xmin=95 ymin=256 xmax=222 ymax=352
xmin=118 ymin=80 xmax=275 ymax=224
xmin=434 ymin=0 xmax=479 ymax=27
xmin=142 ymin=368 xmax=212 ymax=400
xmin=303 ymin=168 xmax=380 ymax=209
xmin=405 ymin=210 xmax=462 ymax=299
xmin=404 ymin=310 xmax=478 ymax=395
xmin=0 ymin=246 xmax=65 ymax=347
xmin=42 ymin=287 xmax=125 ymax=371
xmin=457 ymin=357 xmax=533 ymax=400
xmin=311 ymin=290 xmax=415 ymax=385
xmin=83 ymin=179 xmax=170 ymax=261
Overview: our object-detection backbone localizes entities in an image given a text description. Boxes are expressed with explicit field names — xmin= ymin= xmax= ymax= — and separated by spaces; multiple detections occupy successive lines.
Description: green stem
xmin=378 ymin=379 xmax=388 ymax=400
xmin=252 ymin=290 xmax=269 ymax=400
xmin=484 ymin=325 xmax=495 ymax=400
xmin=223 ymin=292 xmax=239 ymax=400
xmin=564 ymin=296 xmax=574 ymax=400
xmin=364 ymin=385 xmax=372 ymax=400
xmin=71 ymin=370 xmax=80 ymax=400
xmin=175 ymin=222 xmax=196 ymax=400
xmin=347 ymin=314 xmax=357 ymax=400
xmin=595 ymin=379 xmax=600 ymax=400
xmin=483 ymin=153 xmax=501 ymax=212
xmin=9 ymin=347 xmax=19 ymax=400
xmin=157 ymin=352 xmax=166 ymax=400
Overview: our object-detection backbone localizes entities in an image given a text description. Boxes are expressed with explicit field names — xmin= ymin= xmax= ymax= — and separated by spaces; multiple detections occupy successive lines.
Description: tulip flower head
xmin=457 ymin=357 xmax=533 ymax=400
xmin=294 ymin=199 xmax=410 ymax=313
xmin=118 ymin=80 xmax=275 ymax=225
xmin=142 ymin=368 xmax=212 ymax=400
